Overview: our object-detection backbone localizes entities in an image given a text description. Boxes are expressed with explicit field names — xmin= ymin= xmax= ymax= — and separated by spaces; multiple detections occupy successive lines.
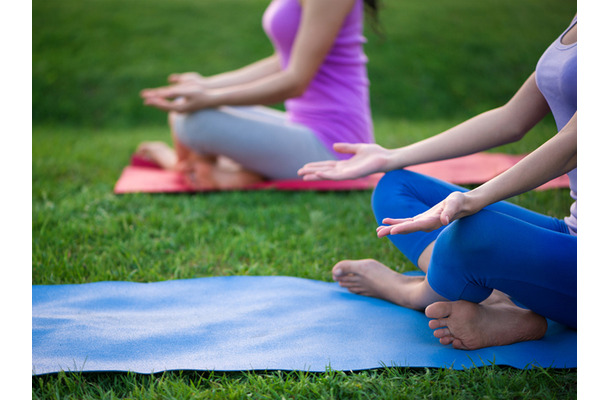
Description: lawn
xmin=32 ymin=0 xmax=577 ymax=398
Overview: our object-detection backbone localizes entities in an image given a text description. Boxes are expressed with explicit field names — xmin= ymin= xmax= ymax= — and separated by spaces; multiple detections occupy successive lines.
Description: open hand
xmin=376 ymin=191 xmax=472 ymax=237
xmin=141 ymin=83 xmax=214 ymax=113
xmin=298 ymin=142 xmax=390 ymax=181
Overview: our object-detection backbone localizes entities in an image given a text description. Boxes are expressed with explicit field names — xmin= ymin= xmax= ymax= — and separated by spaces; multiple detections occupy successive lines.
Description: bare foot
xmin=182 ymin=155 xmax=265 ymax=190
xmin=211 ymin=156 xmax=265 ymax=190
xmin=184 ymin=157 xmax=219 ymax=190
xmin=425 ymin=297 xmax=548 ymax=350
xmin=332 ymin=259 xmax=445 ymax=310
xmin=135 ymin=141 xmax=178 ymax=170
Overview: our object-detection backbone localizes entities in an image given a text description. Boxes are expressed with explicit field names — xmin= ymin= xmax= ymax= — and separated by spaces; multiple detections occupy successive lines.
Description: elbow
xmin=494 ymin=106 xmax=536 ymax=144
xmin=503 ymin=126 xmax=528 ymax=144
xmin=286 ymin=80 xmax=309 ymax=98
xmin=282 ymin=68 xmax=312 ymax=98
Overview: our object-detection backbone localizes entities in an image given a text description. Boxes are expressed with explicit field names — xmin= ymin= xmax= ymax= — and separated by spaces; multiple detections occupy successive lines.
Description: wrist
xmin=203 ymin=89 xmax=225 ymax=108
xmin=462 ymin=189 xmax=487 ymax=216
xmin=384 ymin=148 xmax=405 ymax=171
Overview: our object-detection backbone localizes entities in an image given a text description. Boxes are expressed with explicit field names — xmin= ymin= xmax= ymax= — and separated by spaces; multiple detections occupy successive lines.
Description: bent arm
xmin=465 ymin=112 xmax=577 ymax=213
xmin=196 ymin=54 xmax=283 ymax=89
xmin=143 ymin=0 xmax=355 ymax=112
xmin=378 ymin=112 xmax=577 ymax=237
xmin=299 ymin=72 xmax=551 ymax=180
xmin=385 ymin=73 xmax=551 ymax=170
xmin=201 ymin=0 xmax=355 ymax=106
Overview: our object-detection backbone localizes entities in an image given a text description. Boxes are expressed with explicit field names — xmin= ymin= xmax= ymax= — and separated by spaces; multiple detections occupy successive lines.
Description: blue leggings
xmin=372 ymin=170 xmax=576 ymax=328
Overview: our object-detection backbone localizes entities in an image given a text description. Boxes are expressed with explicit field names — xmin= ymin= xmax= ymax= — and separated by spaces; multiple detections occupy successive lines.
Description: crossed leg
xmin=134 ymin=141 xmax=264 ymax=190
xmin=332 ymin=257 xmax=549 ymax=350
xmin=332 ymin=258 xmax=444 ymax=311
xmin=333 ymin=170 xmax=574 ymax=349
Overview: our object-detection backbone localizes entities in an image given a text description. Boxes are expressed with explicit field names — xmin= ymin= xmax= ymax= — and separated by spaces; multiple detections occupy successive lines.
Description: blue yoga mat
xmin=32 ymin=275 xmax=576 ymax=375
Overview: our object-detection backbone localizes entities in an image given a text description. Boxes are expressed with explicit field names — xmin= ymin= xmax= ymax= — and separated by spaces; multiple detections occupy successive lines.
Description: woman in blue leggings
xmin=299 ymin=16 xmax=576 ymax=350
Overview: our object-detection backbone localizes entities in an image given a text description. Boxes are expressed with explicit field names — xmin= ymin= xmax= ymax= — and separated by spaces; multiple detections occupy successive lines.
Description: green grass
xmin=34 ymin=367 xmax=576 ymax=400
xmin=32 ymin=0 xmax=577 ymax=398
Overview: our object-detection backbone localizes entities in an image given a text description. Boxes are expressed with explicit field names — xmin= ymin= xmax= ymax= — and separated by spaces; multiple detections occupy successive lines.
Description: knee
xmin=437 ymin=212 xmax=496 ymax=256
xmin=171 ymin=109 xmax=216 ymax=149
xmin=427 ymin=213 xmax=496 ymax=301
xmin=373 ymin=169 xmax=416 ymax=195
xmin=371 ymin=169 xmax=420 ymax=219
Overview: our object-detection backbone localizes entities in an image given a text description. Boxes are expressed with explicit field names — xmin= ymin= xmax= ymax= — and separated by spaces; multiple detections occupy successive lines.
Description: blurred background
xmin=31 ymin=0 xmax=578 ymax=282
xmin=33 ymin=0 xmax=576 ymax=131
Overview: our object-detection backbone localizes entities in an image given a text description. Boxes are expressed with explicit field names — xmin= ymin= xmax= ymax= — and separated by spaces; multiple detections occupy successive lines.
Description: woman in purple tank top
xmin=137 ymin=0 xmax=377 ymax=189
xmin=300 ymin=16 xmax=577 ymax=350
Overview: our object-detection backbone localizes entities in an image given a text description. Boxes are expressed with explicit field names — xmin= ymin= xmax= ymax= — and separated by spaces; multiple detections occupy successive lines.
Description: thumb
xmin=333 ymin=142 xmax=358 ymax=155
xmin=439 ymin=210 xmax=452 ymax=226
xmin=438 ymin=193 xmax=464 ymax=225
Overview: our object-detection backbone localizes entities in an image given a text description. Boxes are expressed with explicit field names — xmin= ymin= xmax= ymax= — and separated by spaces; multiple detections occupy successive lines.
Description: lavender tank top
xmin=535 ymin=17 xmax=577 ymax=235
xmin=262 ymin=0 xmax=374 ymax=159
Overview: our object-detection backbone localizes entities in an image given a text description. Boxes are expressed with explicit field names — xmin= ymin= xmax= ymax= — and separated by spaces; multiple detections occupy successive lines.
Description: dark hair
xmin=364 ymin=0 xmax=378 ymax=12
xmin=364 ymin=0 xmax=382 ymax=35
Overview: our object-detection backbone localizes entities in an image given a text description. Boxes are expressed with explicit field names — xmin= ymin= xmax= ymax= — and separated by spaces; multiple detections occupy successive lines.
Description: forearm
xmin=204 ymin=0 xmax=354 ymax=107
xmin=204 ymin=66 xmax=306 ymax=107
xmin=202 ymin=54 xmax=282 ymax=89
xmin=385 ymin=108 xmax=522 ymax=170
xmin=377 ymin=113 xmax=576 ymax=237
xmin=465 ymin=112 xmax=577 ymax=214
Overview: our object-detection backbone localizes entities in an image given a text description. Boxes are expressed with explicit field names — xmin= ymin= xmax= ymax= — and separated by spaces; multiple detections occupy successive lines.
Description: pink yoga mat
xmin=113 ymin=153 xmax=569 ymax=194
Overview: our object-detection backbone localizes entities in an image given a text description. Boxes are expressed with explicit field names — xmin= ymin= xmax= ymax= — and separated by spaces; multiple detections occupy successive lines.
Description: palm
xmin=298 ymin=143 xmax=389 ymax=180
xmin=376 ymin=192 xmax=469 ymax=237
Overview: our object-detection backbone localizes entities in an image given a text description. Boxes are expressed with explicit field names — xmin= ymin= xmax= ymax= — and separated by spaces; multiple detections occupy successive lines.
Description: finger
xmin=300 ymin=174 xmax=322 ymax=181
xmin=439 ymin=203 xmax=457 ymax=226
xmin=381 ymin=217 xmax=411 ymax=225
xmin=301 ymin=160 xmax=338 ymax=170
xmin=439 ymin=212 xmax=452 ymax=226
xmin=313 ymin=171 xmax=349 ymax=181
xmin=333 ymin=142 xmax=358 ymax=154
xmin=297 ymin=162 xmax=338 ymax=175
xmin=301 ymin=169 xmax=349 ymax=181
xmin=298 ymin=172 xmax=334 ymax=181
xmin=143 ymin=97 xmax=184 ymax=112
xmin=301 ymin=172 xmax=337 ymax=181
xmin=141 ymin=88 xmax=175 ymax=100
xmin=140 ymin=88 xmax=156 ymax=98
xmin=168 ymin=73 xmax=186 ymax=83
xmin=376 ymin=226 xmax=393 ymax=238
xmin=389 ymin=219 xmax=437 ymax=235
xmin=376 ymin=225 xmax=385 ymax=233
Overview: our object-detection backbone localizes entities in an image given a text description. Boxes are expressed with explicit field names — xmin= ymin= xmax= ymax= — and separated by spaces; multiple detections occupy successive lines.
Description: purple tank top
xmin=535 ymin=17 xmax=577 ymax=235
xmin=262 ymin=0 xmax=374 ymax=159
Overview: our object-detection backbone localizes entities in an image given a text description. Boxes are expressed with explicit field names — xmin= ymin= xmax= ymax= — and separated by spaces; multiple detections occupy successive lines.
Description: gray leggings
xmin=172 ymin=106 xmax=337 ymax=180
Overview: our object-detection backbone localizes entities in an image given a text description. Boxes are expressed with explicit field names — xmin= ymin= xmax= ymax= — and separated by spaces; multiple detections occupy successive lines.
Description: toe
xmin=440 ymin=336 xmax=455 ymax=346
xmin=433 ymin=327 xmax=451 ymax=339
xmin=428 ymin=318 xmax=448 ymax=330
xmin=425 ymin=301 xmax=453 ymax=319
xmin=451 ymin=338 xmax=469 ymax=350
